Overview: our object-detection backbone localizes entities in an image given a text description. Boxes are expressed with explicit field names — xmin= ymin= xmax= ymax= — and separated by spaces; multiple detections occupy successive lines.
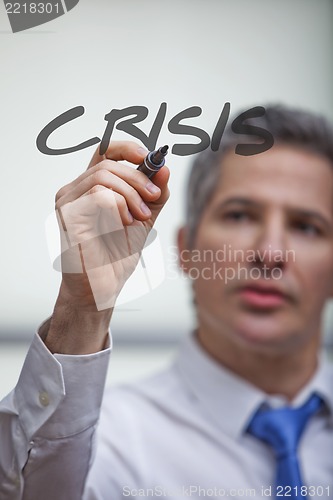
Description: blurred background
xmin=0 ymin=0 xmax=332 ymax=398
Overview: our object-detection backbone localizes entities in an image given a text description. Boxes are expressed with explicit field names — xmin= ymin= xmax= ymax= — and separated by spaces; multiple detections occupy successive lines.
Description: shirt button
xmin=39 ymin=391 xmax=50 ymax=407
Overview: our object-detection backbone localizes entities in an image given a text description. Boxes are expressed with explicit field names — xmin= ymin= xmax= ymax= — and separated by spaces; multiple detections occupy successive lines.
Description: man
xmin=83 ymin=107 xmax=333 ymax=499
xmin=1 ymin=105 xmax=332 ymax=499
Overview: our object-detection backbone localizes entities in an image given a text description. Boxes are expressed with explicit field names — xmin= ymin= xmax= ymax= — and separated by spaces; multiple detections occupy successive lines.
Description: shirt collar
xmin=292 ymin=353 xmax=333 ymax=426
xmin=174 ymin=333 xmax=265 ymax=439
xmin=174 ymin=333 xmax=333 ymax=437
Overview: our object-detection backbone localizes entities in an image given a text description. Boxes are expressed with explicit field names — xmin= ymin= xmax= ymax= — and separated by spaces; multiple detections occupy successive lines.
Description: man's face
xmin=183 ymin=145 xmax=333 ymax=354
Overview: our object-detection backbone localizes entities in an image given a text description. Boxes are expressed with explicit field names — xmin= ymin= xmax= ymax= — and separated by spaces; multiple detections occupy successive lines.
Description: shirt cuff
xmin=15 ymin=325 xmax=111 ymax=440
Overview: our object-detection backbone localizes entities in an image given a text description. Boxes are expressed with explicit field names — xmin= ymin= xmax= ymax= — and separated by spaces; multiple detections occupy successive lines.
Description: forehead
xmin=208 ymin=145 xmax=333 ymax=213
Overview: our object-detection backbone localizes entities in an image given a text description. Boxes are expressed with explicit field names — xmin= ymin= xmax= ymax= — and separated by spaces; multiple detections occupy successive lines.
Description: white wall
xmin=0 ymin=342 xmax=178 ymax=400
xmin=0 ymin=0 xmax=332 ymax=343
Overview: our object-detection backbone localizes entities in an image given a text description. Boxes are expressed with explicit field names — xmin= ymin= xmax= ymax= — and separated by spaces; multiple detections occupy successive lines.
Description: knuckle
xmin=97 ymin=159 xmax=112 ymax=171
xmin=90 ymin=184 xmax=105 ymax=194
xmin=123 ymin=188 xmax=143 ymax=212
xmin=55 ymin=186 xmax=66 ymax=203
xmin=116 ymin=194 xmax=127 ymax=210
xmin=130 ymin=168 xmax=145 ymax=185
xmin=92 ymin=169 xmax=110 ymax=186
xmin=125 ymin=183 xmax=141 ymax=200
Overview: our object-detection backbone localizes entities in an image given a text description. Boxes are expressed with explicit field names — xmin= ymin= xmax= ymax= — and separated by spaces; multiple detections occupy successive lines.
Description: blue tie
xmin=247 ymin=394 xmax=323 ymax=499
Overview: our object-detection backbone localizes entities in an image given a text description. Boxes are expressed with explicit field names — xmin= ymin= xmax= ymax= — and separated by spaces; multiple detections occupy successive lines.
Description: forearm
xmin=44 ymin=281 xmax=112 ymax=355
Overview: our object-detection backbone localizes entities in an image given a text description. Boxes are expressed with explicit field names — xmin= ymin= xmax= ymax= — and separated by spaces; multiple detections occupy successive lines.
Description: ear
xmin=177 ymin=226 xmax=192 ymax=275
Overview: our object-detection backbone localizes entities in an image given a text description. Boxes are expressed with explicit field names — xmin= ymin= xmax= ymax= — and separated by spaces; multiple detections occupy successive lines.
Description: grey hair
xmin=185 ymin=104 xmax=333 ymax=248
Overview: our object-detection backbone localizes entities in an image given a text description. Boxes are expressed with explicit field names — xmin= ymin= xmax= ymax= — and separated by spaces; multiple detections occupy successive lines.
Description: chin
xmin=231 ymin=313 xmax=297 ymax=352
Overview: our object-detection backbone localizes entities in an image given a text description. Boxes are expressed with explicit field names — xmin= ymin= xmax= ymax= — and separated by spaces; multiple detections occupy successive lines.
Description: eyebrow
xmin=213 ymin=197 xmax=260 ymax=210
xmin=213 ymin=197 xmax=332 ymax=229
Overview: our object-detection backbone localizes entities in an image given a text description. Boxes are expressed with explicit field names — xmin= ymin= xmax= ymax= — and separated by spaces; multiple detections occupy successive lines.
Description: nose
xmin=252 ymin=212 xmax=288 ymax=272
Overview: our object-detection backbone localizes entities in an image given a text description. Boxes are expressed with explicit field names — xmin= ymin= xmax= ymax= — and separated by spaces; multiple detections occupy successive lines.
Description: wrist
xmin=44 ymin=286 xmax=113 ymax=354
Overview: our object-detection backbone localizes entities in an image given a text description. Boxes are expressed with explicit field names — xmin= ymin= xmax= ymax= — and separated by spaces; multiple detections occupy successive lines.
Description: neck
xmin=196 ymin=326 xmax=319 ymax=401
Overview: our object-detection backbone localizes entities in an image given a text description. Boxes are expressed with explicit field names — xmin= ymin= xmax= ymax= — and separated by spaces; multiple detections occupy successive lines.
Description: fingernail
xmin=146 ymin=182 xmax=160 ymax=194
xmin=137 ymin=147 xmax=149 ymax=156
xmin=140 ymin=202 xmax=151 ymax=216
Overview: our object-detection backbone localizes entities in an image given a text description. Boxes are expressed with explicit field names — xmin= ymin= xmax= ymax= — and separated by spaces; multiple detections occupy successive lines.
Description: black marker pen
xmin=137 ymin=145 xmax=169 ymax=179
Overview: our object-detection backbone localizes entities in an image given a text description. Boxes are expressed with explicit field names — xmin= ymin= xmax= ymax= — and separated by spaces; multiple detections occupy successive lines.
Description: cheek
xmin=312 ymin=265 xmax=333 ymax=297
xmin=196 ymin=223 xmax=260 ymax=268
xmin=192 ymin=276 xmax=226 ymax=319
xmin=294 ymin=251 xmax=333 ymax=300
xmin=190 ymin=258 xmax=232 ymax=305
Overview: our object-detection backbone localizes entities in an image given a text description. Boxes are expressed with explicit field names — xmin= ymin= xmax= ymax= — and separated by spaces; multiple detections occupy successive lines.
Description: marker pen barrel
xmin=137 ymin=145 xmax=169 ymax=179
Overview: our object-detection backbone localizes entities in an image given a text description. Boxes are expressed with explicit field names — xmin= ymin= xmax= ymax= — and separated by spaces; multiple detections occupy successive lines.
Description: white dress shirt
xmin=84 ymin=333 xmax=333 ymax=500
xmin=0 ymin=331 xmax=110 ymax=500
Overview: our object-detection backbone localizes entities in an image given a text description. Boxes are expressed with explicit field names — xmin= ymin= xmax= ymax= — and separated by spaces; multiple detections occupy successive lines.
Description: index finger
xmin=87 ymin=141 xmax=148 ymax=169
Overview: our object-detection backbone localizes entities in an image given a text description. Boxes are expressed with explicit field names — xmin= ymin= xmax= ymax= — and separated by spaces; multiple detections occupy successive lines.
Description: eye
xmin=223 ymin=210 xmax=252 ymax=222
xmin=294 ymin=220 xmax=321 ymax=236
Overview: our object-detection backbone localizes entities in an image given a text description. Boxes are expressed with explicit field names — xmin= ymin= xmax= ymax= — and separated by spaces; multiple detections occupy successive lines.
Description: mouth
xmin=237 ymin=284 xmax=290 ymax=309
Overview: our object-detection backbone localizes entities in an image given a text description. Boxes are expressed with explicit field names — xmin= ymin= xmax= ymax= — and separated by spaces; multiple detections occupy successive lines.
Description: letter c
xmin=36 ymin=106 xmax=100 ymax=155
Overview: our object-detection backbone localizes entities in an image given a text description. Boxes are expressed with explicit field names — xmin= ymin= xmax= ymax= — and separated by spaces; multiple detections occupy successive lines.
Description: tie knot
xmin=247 ymin=393 xmax=323 ymax=458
